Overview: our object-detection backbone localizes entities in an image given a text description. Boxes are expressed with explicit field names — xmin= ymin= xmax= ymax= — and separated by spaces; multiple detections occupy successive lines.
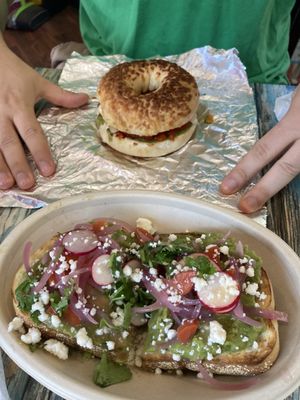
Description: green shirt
xmin=80 ymin=0 xmax=294 ymax=83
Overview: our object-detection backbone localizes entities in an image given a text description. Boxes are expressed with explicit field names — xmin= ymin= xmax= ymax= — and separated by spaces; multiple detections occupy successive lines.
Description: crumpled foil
xmin=0 ymin=46 xmax=266 ymax=225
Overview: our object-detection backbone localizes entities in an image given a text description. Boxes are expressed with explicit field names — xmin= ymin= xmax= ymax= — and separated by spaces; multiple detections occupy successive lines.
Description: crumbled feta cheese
xmin=252 ymin=341 xmax=258 ymax=350
xmin=51 ymin=315 xmax=61 ymax=328
xmin=95 ymin=326 xmax=110 ymax=336
xmin=208 ymin=320 xmax=226 ymax=345
xmin=31 ymin=300 xmax=44 ymax=314
xmin=239 ymin=266 xmax=246 ymax=273
xmin=136 ymin=218 xmax=155 ymax=234
xmin=123 ymin=265 xmax=132 ymax=277
xmin=21 ymin=327 xmax=42 ymax=344
xmin=192 ymin=277 xmax=208 ymax=292
xmin=246 ymin=267 xmax=255 ymax=277
xmin=167 ymin=329 xmax=177 ymax=340
xmin=219 ymin=245 xmax=229 ymax=255
xmin=76 ymin=327 xmax=93 ymax=349
xmin=131 ymin=268 xmax=143 ymax=283
xmin=259 ymin=292 xmax=267 ymax=300
xmin=110 ymin=307 xmax=124 ymax=326
xmin=245 ymin=282 xmax=259 ymax=296
xmin=122 ymin=330 xmax=129 ymax=339
xmin=39 ymin=290 xmax=50 ymax=305
xmin=38 ymin=312 xmax=49 ymax=322
xmin=149 ymin=267 xmax=158 ymax=276
xmin=155 ymin=368 xmax=162 ymax=375
xmin=106 ymin=341 xmax=115 ymax=350
xmin=8 ymin=317 xmax=25 ymax=333
xmin=44 ymin=339 xmax=69 ymax=360
xmin=168 ymin=234 xmax=177 ymax=242
xmin=153 ymin=278 xmax=166 ymax=291
xmin=241 ymin=336 xmax=249 ymax=342
xmin=206 ymin=352 xmax=213 ymax=361
xmin=135 ymin=356 xmax=143 ymax=367
xmin=172 ymin=353 xmax=181 ymax=362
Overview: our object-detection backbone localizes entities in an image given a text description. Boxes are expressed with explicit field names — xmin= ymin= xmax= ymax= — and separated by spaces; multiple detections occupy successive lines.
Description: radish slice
xmin=92 ymin=254 xmax=113 ymax=285
xmin=195 ymin=272 xmax=240 ymax=313
xmin=62 ymin=230 xmax=98 ymax=254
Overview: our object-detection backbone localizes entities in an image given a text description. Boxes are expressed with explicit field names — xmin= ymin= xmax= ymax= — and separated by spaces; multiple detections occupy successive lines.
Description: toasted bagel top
xmin=97 ymin=60 xmax=199 ymax=136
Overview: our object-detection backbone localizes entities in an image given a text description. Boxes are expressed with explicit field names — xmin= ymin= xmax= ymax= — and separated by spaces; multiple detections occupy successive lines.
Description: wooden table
xmin=0 ymin=72 xmax=299 ymax=399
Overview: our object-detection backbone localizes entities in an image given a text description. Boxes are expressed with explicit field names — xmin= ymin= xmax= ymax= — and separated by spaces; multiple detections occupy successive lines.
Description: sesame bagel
xmin=97 ymin=60 xmax=199 ymax=157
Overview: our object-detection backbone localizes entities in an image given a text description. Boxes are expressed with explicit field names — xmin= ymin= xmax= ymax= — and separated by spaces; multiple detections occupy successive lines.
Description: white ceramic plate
xmin=0 ymin=191 xmax=299 ymax=400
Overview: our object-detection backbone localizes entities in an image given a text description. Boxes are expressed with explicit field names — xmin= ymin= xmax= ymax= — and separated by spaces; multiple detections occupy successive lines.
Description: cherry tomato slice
xmin=177 ymin=319 xmax=199 ymax=343
xmin=136 ymin=227 xmax=154 ymax=243
xmin=205 ymin=245 xmax=221 ymax=267
xmin=63 ymin=306 xmax=81 ymax=326
xmin=172 ymin=270 xmax=197 ymax=295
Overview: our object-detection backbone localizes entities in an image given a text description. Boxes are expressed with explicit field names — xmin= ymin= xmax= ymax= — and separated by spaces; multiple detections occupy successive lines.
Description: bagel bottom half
xmin=97 ymin=120 xmax=197 ymax=158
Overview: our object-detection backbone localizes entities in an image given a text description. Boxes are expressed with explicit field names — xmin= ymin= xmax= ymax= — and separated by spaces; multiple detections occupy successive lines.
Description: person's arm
xmin=0 ymin=34 xmax=89 ymax=190
xmin=220 ymin=84 xmax=300 ymax=213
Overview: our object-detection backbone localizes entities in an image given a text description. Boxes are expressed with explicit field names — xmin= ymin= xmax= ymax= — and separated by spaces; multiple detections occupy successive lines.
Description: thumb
xmin=40 ymin=79 xmax=89 ymax=109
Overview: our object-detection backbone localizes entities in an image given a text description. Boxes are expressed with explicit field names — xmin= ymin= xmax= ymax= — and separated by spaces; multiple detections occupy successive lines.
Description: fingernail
xmin=0 ymin=172 xmax=14 ymax=189
xmin=221 ymin=177 xmax=239 ymax=194
xmin=240 ymin=196 xmax=260 ymax=213
xmin=16 ymin=172 xmax=33 ymax=189
xmin=39 ymin=160 xmax=55 ymax=176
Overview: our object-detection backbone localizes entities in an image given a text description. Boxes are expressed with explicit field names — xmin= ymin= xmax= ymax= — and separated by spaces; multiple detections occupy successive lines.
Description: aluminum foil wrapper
xmin=0 ymin=46 xmax=266 ymax=225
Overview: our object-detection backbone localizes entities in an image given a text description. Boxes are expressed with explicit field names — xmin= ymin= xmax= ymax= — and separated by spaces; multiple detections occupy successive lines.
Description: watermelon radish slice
xmin=63 ymin=230 xmax=98 ymax=254
xmin=195 ymin=272 xmax=240 ymax=313
xmin=92 ymin=254 xmax=114 ymax=285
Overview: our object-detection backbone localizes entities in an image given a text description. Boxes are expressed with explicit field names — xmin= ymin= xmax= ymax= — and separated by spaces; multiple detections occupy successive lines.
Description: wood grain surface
xmin=0 ymin=71 xmax=299 ymax=400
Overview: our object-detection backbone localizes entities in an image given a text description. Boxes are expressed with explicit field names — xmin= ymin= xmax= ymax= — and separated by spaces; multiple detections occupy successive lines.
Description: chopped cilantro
xmin=15 ymin=277 xmax=36 ymax=312
xmin=49 ymin=287 xmax=73 ymax=316
xmin=185 ymin=255 xmax=216 ymax=276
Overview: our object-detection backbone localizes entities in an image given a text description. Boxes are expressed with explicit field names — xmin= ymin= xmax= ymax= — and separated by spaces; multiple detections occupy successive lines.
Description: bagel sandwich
xmin=96 ymin=60 xmax=200 ymax=157
xmin=10 ymin=218 xmax=287 ymax=388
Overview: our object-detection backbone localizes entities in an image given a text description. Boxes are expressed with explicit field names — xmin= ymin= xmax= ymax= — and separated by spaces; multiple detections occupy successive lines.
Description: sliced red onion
xmin=196 ymin=362 xmax=259 ymax=390
xmin=244 ymin=306 xmax=288 ymax=322
xmin=69 ymin=294 xmax=98 ymax=325
xmin=181 ymin=297 xmax=201 ymax=306
xmin=62 ymin=230 xmax=98 ymax=254
xmin=235 ymin=240 xmax=244 ymax=258
xmin=33 ymin=245 xmax=63 ymax=293
xmin=142 ymin=275 xmax=181 ymax=313
xmin=87 ymin=278 xmax=104 ymax=290
xmin=33 ymin=261 xmax=58 ymax=293
xmin=175 ymin=305 xmax=196 ymax=319
xmin=232 ymin=301 xmax=262 ymax=327
xmin=219 ymin=230 xmax=232 ymax=244
xmin=23 ymin=241 xmax=32 ymax=274
xmin=191 ymin=303 xmax=202 ymax=320
xmin=74 ymin=223 xmax=93 ymax=231
xmin=55 ymin=267 xmax=91 ymax=288
xmin=96 ymin=218 xmax=135 ymax=236
xmin=135 ymin=228 xmax=154 ymax=243
xmin=132 ymin=301 xmax=162 ymax=314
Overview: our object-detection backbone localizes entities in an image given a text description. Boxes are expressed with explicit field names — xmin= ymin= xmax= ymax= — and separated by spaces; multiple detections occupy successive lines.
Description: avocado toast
xmin=11 ymin=217 xmax=287 ymax=388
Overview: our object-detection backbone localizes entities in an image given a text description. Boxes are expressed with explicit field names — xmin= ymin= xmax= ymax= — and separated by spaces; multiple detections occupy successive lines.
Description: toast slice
xmin=139 ymin=269 xmax=279 ymax=376
xmin=11 ymin=224 xmax=282 ymax=380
